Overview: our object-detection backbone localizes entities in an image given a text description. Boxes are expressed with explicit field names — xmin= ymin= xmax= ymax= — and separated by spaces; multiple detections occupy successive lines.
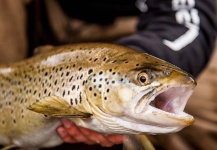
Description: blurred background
xmin=0 ymin=0 xmax=216 ymax=150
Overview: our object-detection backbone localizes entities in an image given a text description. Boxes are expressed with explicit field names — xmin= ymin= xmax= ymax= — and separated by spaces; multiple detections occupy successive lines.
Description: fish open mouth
xmin=149 ymin=86 xmax=193 ymax=115
xmin=133 ymin=85 xmax=195 ymax=126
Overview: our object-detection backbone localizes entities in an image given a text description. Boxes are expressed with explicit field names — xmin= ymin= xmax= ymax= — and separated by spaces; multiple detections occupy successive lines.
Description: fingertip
xmin=57 ymin=127 xmax=67 ymax=138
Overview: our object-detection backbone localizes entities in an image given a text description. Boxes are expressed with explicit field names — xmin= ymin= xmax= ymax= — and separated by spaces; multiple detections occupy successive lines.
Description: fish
xmin=0 ymin=43 xmax=196 ymax=150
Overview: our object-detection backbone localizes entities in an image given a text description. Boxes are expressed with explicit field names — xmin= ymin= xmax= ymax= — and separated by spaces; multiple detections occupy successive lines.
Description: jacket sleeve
xmin=116 ymin=0 xmax=217 ymax=77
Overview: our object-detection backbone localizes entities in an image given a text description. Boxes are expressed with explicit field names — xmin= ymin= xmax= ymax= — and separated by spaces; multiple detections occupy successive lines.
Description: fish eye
xmin=137 ymin=72 xmax=149 ymax=85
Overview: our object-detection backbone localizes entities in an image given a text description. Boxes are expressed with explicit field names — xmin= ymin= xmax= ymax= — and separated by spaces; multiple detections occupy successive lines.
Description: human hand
xmin=57 ymin=119 xmax=124 ymax=147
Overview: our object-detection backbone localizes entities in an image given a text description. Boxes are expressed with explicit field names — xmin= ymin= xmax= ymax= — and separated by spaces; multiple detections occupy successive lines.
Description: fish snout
xmin=169 ymin=70 xmax=197 ymax=88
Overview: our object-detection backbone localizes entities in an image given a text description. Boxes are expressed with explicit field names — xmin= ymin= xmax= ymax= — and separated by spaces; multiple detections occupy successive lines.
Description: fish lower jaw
xmin=146 ymin=105 xmax=194 ymax=126
xmin=115 ymin=116 xmax=187 ymax=134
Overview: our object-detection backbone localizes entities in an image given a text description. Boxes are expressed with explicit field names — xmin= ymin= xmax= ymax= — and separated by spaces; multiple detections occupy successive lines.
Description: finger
xmin=61 ymin=119 xmax=95 ymax=145
xmin=79 ymin=127 xmax=114 ymax=147
xmin=57 ymin=126 xmax=76 ymax=143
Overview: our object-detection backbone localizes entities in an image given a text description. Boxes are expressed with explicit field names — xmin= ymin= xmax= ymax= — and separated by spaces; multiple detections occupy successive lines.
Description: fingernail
xmin=57 ymin=128 xmax=67 ymax=137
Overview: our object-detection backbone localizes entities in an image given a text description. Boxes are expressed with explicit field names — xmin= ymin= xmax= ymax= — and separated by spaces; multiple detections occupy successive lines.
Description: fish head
xmin=85 ymin=50 xmax=196 ymax=134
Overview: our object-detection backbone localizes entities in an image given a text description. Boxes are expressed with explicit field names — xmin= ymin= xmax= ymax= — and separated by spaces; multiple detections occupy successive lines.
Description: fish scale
xmin=0 ymin=43 xmax=196 ymax=149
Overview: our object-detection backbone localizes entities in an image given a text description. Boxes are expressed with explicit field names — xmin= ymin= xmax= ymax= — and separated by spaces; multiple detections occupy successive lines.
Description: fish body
xmin=0 ymin=43 xmax=196 ymax=149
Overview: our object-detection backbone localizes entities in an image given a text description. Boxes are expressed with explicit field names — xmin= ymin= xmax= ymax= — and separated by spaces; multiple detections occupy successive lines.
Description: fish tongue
xmin=123 ymin=135 xmax=155 ymax=150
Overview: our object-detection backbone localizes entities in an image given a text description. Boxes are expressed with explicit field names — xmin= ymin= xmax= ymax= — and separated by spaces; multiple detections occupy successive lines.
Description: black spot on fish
xmin=112 ymin=81 xmax=115 ymax=84
xmin=44 ymin=72 xmax=48 ymax=76
xmin=54 ymin=80 xmax=58 ymax=85
xmin=60 ymin=67 xmax=63 ymax=71
xmin=13 ymin=119 xmax=16 ymax=124
xmin=103 ymin=58 xmax=107 ymax=61
xmin=80 ymin=74 xmax=83 ymax=79
xmin=44 ymin=89 xmax=47 ymax=94
xmin=104 ymin=97 xmax=107 ymax=100
xmin=109 ymin=69 xmax=112 ymax=72
xmin=106 ymin=89 xmax=110 ymax=93
xmin=61 ymin=72 xmax=64 ymax=77
xmin=72 ymin=85 xmax=76 ymax=91
xmin=112 ymin=72 xmax=116 ymax=75
xmin=62 ymin=90 xmax=65 ymax=97
xmin=69 ymin=76 xmax=73 ymax=82
xmin=125 ymin=61 xmax=129 ymax=63
xmin=94 ymin=58 xmax=98 ymax=62
xmin=120 ymin=78 xmax=124 ymax=82
xmin=79 ymin=92 xmax=82 ymax=103
xmin=88 ymin=69 xmax=93 ymax=74
xmin=94 ymin=93 xmax=97 ymax=97
xmin=66 ymin=72 xmax=70 ymax=76
xmin=136 ymin=64 xmax=139 ymax=66
xmin=93 ymin=79 xmax=96 ymax=82
xmin=99 ymin=71 xmax=103 ymax=75
xmin=75 ymin=98 xmax=78 ymax=105
xmin=89 ymin=87 xmax=92 ymax=91
xmin=79 ymin=67 xmax=82 ymax=71
xmin=70 ymin=98 xmax=73 ymax=105
xmin=98 ymin=84 xmax=102 ymax=88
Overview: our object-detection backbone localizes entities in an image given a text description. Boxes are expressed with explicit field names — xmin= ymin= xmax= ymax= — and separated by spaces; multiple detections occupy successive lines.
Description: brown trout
xmin=0 ymin=43 xmax=196 ymax=149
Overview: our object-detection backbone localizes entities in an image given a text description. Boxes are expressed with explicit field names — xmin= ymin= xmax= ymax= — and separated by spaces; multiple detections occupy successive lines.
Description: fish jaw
xmin=112 ymin=86 xmax=195 ymax=134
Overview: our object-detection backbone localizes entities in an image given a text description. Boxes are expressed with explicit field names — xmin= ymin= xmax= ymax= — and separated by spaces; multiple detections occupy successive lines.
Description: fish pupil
xmin=140 ymin=76 xmax=146 ymax=83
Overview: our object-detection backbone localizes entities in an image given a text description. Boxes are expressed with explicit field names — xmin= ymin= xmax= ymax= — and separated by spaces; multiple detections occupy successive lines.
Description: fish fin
xmin=123 ymin=135 xmax=155 ymax=150
xmin=27 ymin=96 xmax=91 ymax=118
xmin=0 ymin=144 xmax=16 ymax=150
xmin=33 ymin=45 xmax=54 ymax=55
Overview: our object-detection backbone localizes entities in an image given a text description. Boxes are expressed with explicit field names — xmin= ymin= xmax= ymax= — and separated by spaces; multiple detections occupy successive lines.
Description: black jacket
xmin=53 ymin=0 xmax=217 ymax=77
